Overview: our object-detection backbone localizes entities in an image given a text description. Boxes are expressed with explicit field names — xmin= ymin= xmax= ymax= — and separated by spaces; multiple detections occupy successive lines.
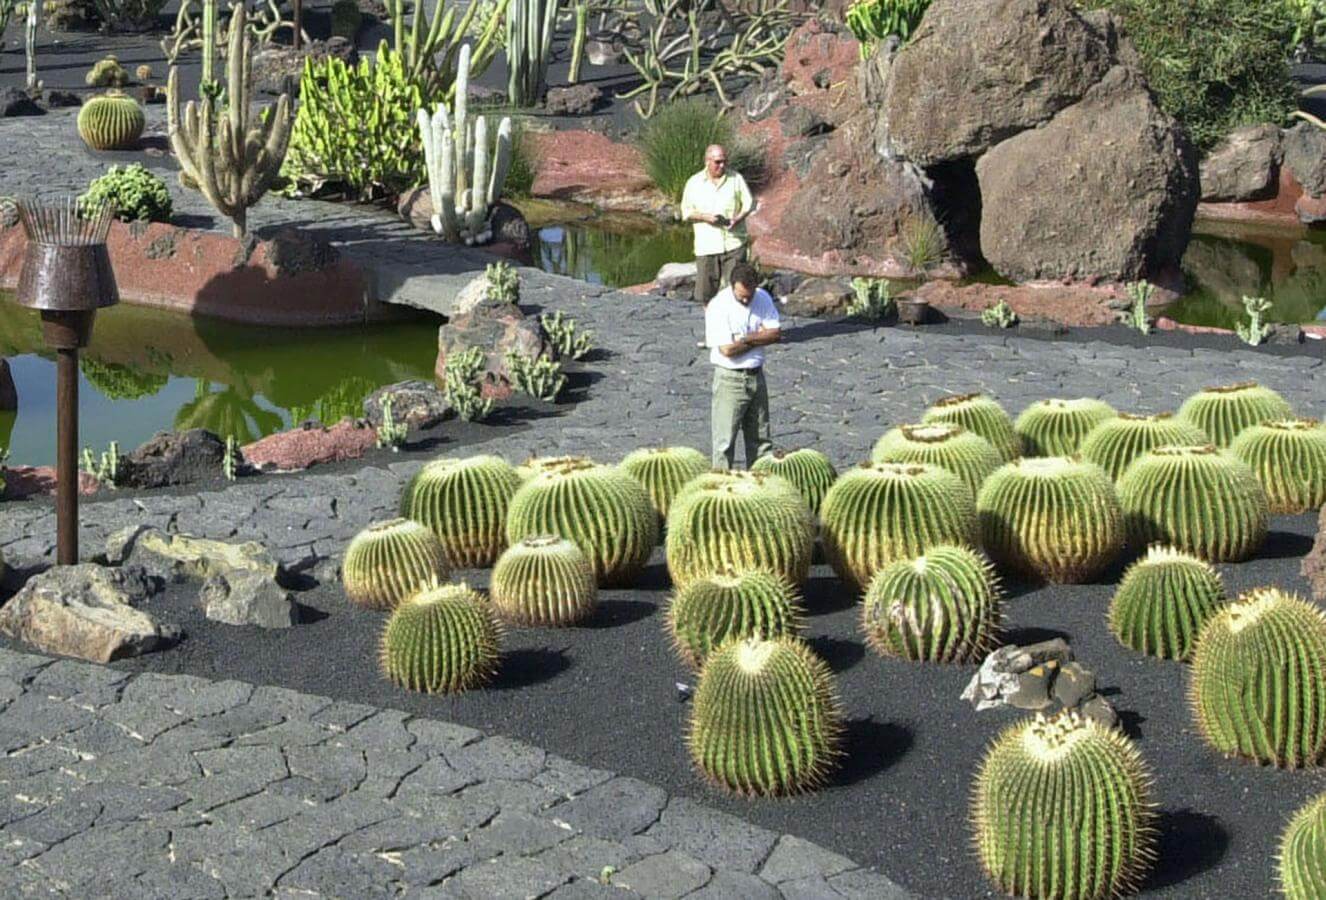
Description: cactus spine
xmin=505 ymin=0 xmax=557 ymax=106
xmin=400 ymin=455 xmax=522 ymax=568
xmin=489 ymin=535 xmax=597 ymax=626
xmin=1107 ymin=545 xmax=1226 ymax=660
xmin=666 ymin=568 xmax=803 ymax=668
xmin=1279 ymin=793 xmax=1326 ymax=899
xmin=1229 ymin=418 xmax=1326 ymax=514
xmin=379 ymin=582 xmax=502 ymax=694
xmin=77 ymin=92 xmax=146 ymax=151
xmin=871 ymin=423 xmax=1002 ymax=497
xmin=922 ymin=392 xmax=1021 ymax=462
xmin=1079 ymin=412 xmax=1210 ymax=482
xmin=1015 ymin=398 xmax=1117 ymax=457
xmin=1176 ymin=381 xmax=1294 ymax=448
xmin=750 ymin=448 xmax=838 ymax=518
xmin=619 ymin=446 xmax=709 ymax=523
xmin=342 ymin=518 xmax=450 ymax=610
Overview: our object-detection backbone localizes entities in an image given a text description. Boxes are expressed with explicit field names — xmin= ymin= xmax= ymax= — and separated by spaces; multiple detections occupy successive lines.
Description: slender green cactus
xmin=386 ymin=0 xmax=508 ymax=100
xmin=489 ymin=535 xmax=597 ymax=626
xmin=77 ymin=92 xmax=146 ymax=151
xmin=380 ymin=581 xmax=502 ymax=693
xmin=922 ymin=392 xmax=1021 ymax=462
xmin=505 ymin=0 xmax=557 ymax=106
xmin=619 ymin=446 xmax=708 ymax=523
xmin=1080 ymin=413 xmax=1209 ymax=482
xmin=1279 ymin=792 xmax=1326 ymax=899
xmin=667 ymin=568 xmax=803 ymax=669
xmin=400 ymin=455 xmax=522 ymax=568
xmin=1176 ymin=381 xmax=1294 ymax=448
xmin=343 ymin=518 xmax=450 ymax=610
xmin=1229 ymin=418 xmax=1326 ymax=514
xmin=1107 ymin=545 xmax=1226 ymax=660
xmin=1015 ymin=398 xmax=1117 ymax=457
xmin=871 ymin=422 xmax=1002 ymax=497
xmin=750 ymin=448 xmax=838 ymax=518
xmin=568 ymin=0 xmax=588 ymax=84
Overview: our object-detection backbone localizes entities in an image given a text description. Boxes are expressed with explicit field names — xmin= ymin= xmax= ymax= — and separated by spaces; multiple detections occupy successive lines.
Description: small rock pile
xmin=961 ymin=639 xmax=1118 ymax=728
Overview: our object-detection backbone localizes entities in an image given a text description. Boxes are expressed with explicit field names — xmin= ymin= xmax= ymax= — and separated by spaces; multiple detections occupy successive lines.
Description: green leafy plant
xmin=1235 ymin=294 xmax=1273 ymax=346
xmin=1287 ymin=0 xmax=1326 ymax=53
xmin=79 ymin=164 xmax=173 ymax=223
xmin=1279 ymin=792 xmax=1326 ymax=898
xmin=922 ymin=393 xmax=1021 ymax=462
xmin=380 ymin=581 xmax=503 ymax=694
xmin=847 ymin=277 xmax=895 ymax=321
xmin=1121 ymin=280 xmax=1153 ymax=334
xmin=375 ymin=395 xmax=409 ymax=451
xmin=750 ymin=448 xmax=839 ymax=519
xmin=1108 ymin=545 xmax=1226 ymax=660
xmin=343 ymin=518 xmax=450 ymax=610
xmin=504 ymin=351 xmax=566 ymax=401
xmin=539 ymin=310 xmax=594 ymax=360
xmin=980 ymin=300 xmax=1017 ymax=329
xmin=871 ymin=422 xmax=1003 ymax=498
xmin=86 ymin=55 xmax=129 ymax=87
xmin=1014 ymin=397 xmax=1117 ymax=457
xmin=443 ymin=347 xmax=495 ymax=422
xmin=222 ymin=435 xmax=239 ymax=481
xmin=618 ymin=445 xmax=709 ymax=523
xmin=503 ymin=120 xmax=539 ymax=198
xmin=400 ymin=455 xmax=522 ymax=567
xmin=1176 ymin=381 xmax=1294 ymax=448
xmin=1079 ymin=412 xmax=1209 ymax=481
xmin=490 ymin=535 xmax=598 ymax=626
xmin=1230 ymin=418 xmax=1326 ymax=513
xmin=485 ymin=260 xmax=520 ymax=304
xmin=667 ymin=568 xmax=803 ymax=669
xmin=80 ymin=441 xmax=122 ymax=487
xmin=845 ymin=0 xmax=931 ymax=57
xmin=637 ymin=97 xmax=765 ymax=203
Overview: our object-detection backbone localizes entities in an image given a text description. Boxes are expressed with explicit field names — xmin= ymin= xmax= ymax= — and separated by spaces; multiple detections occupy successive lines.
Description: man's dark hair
xmin=730 ymin=263 xmax=760 ymax=290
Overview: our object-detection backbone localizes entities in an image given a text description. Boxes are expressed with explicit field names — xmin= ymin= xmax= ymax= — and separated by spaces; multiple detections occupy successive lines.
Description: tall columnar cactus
xmin=507 ymin=459 xmax=658 ymax=586
xmin=1279 ymin=792 xmax=1326 ymax=899
xmin=1190 ymin=587 xmax=1326 ymax=767
xmin=505 ymin=0 xmax=557 ymax=107
xmin=489 ymin=535 xmax=597 ymax=626
xmin=861 ymin=545 xmax=1001 ymax=663
xmin=977 ymin=457 xmax=1124 ymax=584
xmin=667 ymin=568 xmax=804 ymax=669
xmin=1014 ymin=398 xmax=1118 ymax=457
xmin=689 ymin=636 xmax=842 ymax=796
xmin=619 ymin=446 xmax=709 ymax=523
xmin=380 ymin=582 xmax=503 ymax=694
xmin=1107 ymin=545 xmax=1226 ymax=660
xmin=77 ymin=92 xmax=146 ymax=151
xmin=750 ymin=448 xmax=839 ymax=519
xmin=1176 ymin=381 xmax=1294 ymax=448
xmin=871 ymin=423 xmax=1002 ymax=497
xmin=400 ymin=455 xmax=522 ymax=568
xmin=1080 ymin=412 xmax=1210 ymax=482
xmin=167 ymin=2 xmax=293 ymax=238
xmin=971 ymin=711 xmax=1157 ymax=899
xmin=1117 ymin=445 xmax=1268 ymax=562
xmin=342 ymin=518 xmax=451 ymax=610
xmin=923 ymin=392 xmax=1022 ymax=462
xmin=1230 ymin=418 xmax=1326 ymax=514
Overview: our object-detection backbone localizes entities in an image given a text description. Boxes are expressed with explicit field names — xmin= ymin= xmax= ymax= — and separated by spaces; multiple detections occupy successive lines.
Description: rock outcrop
xmin=434 ymin=298 xmax=549 ymax=400
xmin=1200 ymin=124 xmax=1282 ymax=203
xmin=363 ymin=380 xmax=450 ymax=430
xmin=122 ymin=429 xmax=227 ymax=489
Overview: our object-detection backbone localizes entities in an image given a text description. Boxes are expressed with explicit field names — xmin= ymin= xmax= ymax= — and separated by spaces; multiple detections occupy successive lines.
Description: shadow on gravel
xmin=633 ymin=562 xmax=673 ymax=592
xmin=586 ymin=600 xmax=656 ymax=629
xmin=803 ymin=575 xmax=856 ymax=616
xmin=493 ymin=648 xmax=572 ymax=690
xmin=1144 ymin=810 xmax=1229 ymax=890
xmin=834 ymin=719 xmax=913 ymax=788
xmin=294 ymin=602 xmax=330 ymax=625
xmin=1258 ymin=530 xmax=1315 ymax=560
xmin=999 ymin=625 xmax=1071 ymax=647
xmin=808 ymin=636 xmax=866 ymax=673
xmin=777 ymin=318 xmax=880 ymax=346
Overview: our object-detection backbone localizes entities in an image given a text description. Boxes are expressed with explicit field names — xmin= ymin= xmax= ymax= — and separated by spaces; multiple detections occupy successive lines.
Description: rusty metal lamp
xmin=15 ymin=198 xmax=118 ymax=565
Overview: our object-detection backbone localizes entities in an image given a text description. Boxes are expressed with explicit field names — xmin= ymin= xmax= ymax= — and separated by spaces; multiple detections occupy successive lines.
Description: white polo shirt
xmin=680 ymin=170 xmax=753 ymax=256
xmin=705 ymin=286 xmax=780 ymax=370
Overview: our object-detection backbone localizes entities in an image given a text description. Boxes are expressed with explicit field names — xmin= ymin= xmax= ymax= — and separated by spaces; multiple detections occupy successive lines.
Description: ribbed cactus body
xmin=976 ymin=457 xmax=1123 ymax=584
xmin=1230 ymin=418 xmax=1326 ymax=514
xmin=619 ymin=446 xmax=708 ymax=522
xmin=490 ymin=535 xmax=597 ymax=626
xmin=820 ymin=462 xmax=977 ymax=593
xmin=1107 ymin=546 xmax=1226 ymax=660
xmin=922 ymin=392 xmax=1021 ymax=462
xmin=871 ymin=423 xmax=1002 ymax=496
xmin=400 ymin=455 xmax=521 ymax=568
xmin=342 ymin=518 xmax=450 ymax=610
xmin=78 ymin=92 xmax=145 ymax=150
xmin=1190 ymin=588 xmax=1326 ymax=767
xmin=507 ymin=460 xmax=658 ymax=587
xmin=1117 ymin=445 xmax=1268 ymax=562
xmin=1015 ymin=398 xmax=1117 ymax=457
xmin=379 ymin=583 xmax=502 ymax=694
xmin=971 ymin=711 xmax=1157 ymax=900
xmin=1279 ymin=793 xmax=1326 ymax=899
xmin=750 ymin=448 xmax=838 ymax=517
xmin=667 ymin=569 xmax=803 ymax=668
xmin=689 ymin=637 xmax=841 ymax=796
xmin=861 ymin=545 xmax=1001 ymax=662
xmin=516 ymin=454 xmax=589 ymax=481
xmin=1176 ymin=381 xmax=1294 ymax=448
xmin=1080 ymin=413 xmax=1209 ymax=481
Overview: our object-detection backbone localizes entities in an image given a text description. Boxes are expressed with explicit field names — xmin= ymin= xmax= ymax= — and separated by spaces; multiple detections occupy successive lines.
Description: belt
xmin=718 ymin=366 xmax=762 ymax=375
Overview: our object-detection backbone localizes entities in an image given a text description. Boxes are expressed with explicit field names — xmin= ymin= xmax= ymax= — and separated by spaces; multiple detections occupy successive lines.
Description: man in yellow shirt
xmin=680 ymin=144 xmax=755 ymax=305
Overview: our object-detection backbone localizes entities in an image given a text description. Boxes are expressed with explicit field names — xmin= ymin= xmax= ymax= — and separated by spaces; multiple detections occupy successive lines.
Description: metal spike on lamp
xmin=15 ymin=197 xmax=119 ymax=565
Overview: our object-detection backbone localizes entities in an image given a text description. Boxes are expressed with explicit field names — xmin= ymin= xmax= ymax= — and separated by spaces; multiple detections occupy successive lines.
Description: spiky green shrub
xmin=1176 ymin=381 xmax=1294 ymax=449
xmin=861 ymin=545 xmax=1001 ymax=663
xmin=1230 ymin=418 xmax=1326 ymax=514
xmin=820 ymin=462 xmax=977 ymax=593
xmin=1107 ymin=545 xmax=1226 ymax=660
xmin=79 ymin=163 xmax=172 ymax=223
xmin=489 ymin=535 xmax=597 ymax=626
xmin=750 ymin=448 xmax=838 ymax=518
xmin=507 ymin=459 xmax=658 ymax=587
xmin=1279 ymin=792 xmax=1326 ymax=899
xmin=1015 ymin=398 xmax=1117 ymax=458
xmin=1080 ymin=413 xmax=1210 ymax=482
xmin=871 ymin=423 xmax=1002 ymax=497
xmin=342 ymin=518 xmax=451 ymax=610
xmin=1190 ymin=587 xmax=1326 ymax=767
xmin=400 ymin=455 xmax=522 ymax=568
xmin=922 ymin=392 xmax=1021 ymax=462
xmin=971 ymin=711 xmax=1157 ymax=899
xmin=688 ymin=636 xmax=841 ymax=796
xmin=667 ymin=568 xmax=803 ymax=669
xmin=637 ymin=97 xmax=765 ymax=203
xmin=379 ymin=582 xmax=502 ymax=694
xmin=1117 ymin=445 xmax=1268 ymax=562
xmin=619 ymin=446 xmax=708 ymax=522
xmin=77 ymin=91 xmax=145 ymax=151
xmin=666 ymin=471 xmax=815 ymax=590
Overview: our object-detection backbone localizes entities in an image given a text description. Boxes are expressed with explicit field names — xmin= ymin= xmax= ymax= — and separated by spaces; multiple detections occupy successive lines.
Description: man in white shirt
xmin=680 ymin=144 xmax=755 ymax=305
xmin=704 ymin=262 xmax=781 ymax=470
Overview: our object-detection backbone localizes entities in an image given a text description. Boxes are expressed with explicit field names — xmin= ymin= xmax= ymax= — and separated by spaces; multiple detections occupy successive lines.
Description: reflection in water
xmin=174 ymin=381 xmax=285 ymax=446
xmin=533 ymin=220 xmax=693 ymax=288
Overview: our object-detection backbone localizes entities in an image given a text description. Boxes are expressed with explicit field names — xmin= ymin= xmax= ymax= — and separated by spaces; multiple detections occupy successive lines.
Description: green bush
xmin=638 ymin=98 xmax=766 ymax=204
xmin=845 ymin=0 xmax=932 ymax=56
xmin=504 ymin=120 xmax=539 ymax=199
xmin=79 ymin=163 xmax=172 ymax=223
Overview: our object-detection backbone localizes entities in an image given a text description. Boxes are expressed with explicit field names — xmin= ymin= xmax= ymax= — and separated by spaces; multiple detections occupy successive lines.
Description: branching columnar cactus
xmin=379 ymin=582 xmax=502 ymax=694
xmin=1279 ymin=792 xmax=1326 ymax=899
xmin=871 ymin=423 xmax=1002 ymax=497
xmin=750 ymin=448 xmax=838 ymax=518
xmin=505 ymin=0 xmax=557 ymax=106
xmin=489 ymin=535 xmax=597 ymax=626
xmin=1190 ymin=587 xmax=1326 ymax=767
xmin=820 ymin=463 xmax=977 ymax=592
xmin=861 ymin=545 xmax=1001 ymax=663
xmin=1080 ymin=413 xmax=1210 ymax=482
xmin=922 ymin=392 xmax=1021 ymax=462
xmin=507 ymin=459 xmax=658 ymax=587
xmin=400 ymin=455 xmax=522 ymax=568
xmin=1014 ymin=398 xmax=1118 ymax=457
xmin=667 ymin=568 xmax=803 ymax=669
xmin=77 ymin=91 xmax=146 ymax=151
xmin=1107 ymin=545 xmax=1226 ymax=660
xmin=1117 ymin=445 xmax=1269 ymax=562
xmin=619 ymin=446 xmax=708 ymax=523
xmin=1176 ymin=381 xmax=1294 ymax=448
xmin=665 ymin=471 xmax=815 ymax=590
xmin=1230 ymin=418 xmax=1326 ymax=514
xmin=689 ymin=636 xmax=842 ymax=796
xmin=971 ymin=711 xmax=1157 ymax=899
xmin=342 ymin=518 xmax=450 ymax=610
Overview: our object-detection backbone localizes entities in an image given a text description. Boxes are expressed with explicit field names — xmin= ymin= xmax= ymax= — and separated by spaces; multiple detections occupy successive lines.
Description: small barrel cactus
xmin=379 ymin=582 xmax=502 ymax=694
xmin=820 ymin=462 xmax=977 ymax=593
xmin=971 ymin=711 xmax=1157 ymax=899
xmin=750 ymin=448 xmax=838 ymax=518
xmin=976 ymin=457 xmax=1123 ymax=584
xmin=1079 ymin=412 xmax=1210 ymax=482
xmin=1107 ymin=545 xmax=1227 ymax=660
xmin=342 ymin=518 xmax=450 ymax=610
xmin=667 ymin=568 xmax=803 ymax=668
xmin=861 ymin=545 xmax=1001 ymax=663
xmin=489 ymin=535 xmax=597 ymax=626
xmin=1230 ymin=418 xmax=1326 ymax=514
xmin=1190 ymin=587 xmax=1326 ymax=768
xmin=1176 ymin=381 xmax=1294 ymax=448
xmin=1117 ymin=445 xmax=1268 ymax=562
xmin=77 ymin=91 xmax=146 ymax=151
xmin=871 ymin=422 xmax=1002 ymax=497
xmin=922 ymin=392 xmax=1021 ymax=462
xmin=1014 ymin=397 xmax=1117 ymax=457
xmin=1279 ymin=792 xmax=1326 ymax=899
xmin=689 ymin=636 xmax=842 ymax=796
xmin=618 ymin=446 xmax=708 ymax=522
xmin=400 ymin=455 xmax=522 ymax=568
xmin=507 ymin=459 xmax=658 ymax=587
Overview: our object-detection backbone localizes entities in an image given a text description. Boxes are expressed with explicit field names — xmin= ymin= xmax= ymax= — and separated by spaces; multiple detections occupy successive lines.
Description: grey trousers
xmin=711 ymin=367 xmax=772 ymax=470
xmin=694 ymin=245 xmax=747 ymax=304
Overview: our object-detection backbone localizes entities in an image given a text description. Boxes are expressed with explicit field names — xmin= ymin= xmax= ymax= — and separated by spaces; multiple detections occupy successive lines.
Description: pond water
xmin=530 ymin=220 xmax=694 ymax=289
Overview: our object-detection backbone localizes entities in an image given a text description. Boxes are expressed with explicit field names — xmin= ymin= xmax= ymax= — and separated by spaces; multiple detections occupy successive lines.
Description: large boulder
xmin=782 ymin=277 xmax=855 ymax=318
xmin=122 ymin=429 xmax=227 ymax=489
xmin=1199 ymin=124 xmax=1282 ymax=203
xmin=434 ymin=298 xmax=549 ymax=400
xmin=1282 ymin=121 xmax=1326 ymax=197
xmin=363 ymin=380 xmax=450 ymax=429
xmin=241 ymin=418 xmax=378 ymax=472
xmin=251 ymin=38 xmax=358 ymax=96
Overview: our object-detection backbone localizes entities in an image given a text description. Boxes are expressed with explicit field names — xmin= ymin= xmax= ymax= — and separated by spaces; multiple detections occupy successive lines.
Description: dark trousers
xmin=694 ymin=245 xmax=747 ymax=304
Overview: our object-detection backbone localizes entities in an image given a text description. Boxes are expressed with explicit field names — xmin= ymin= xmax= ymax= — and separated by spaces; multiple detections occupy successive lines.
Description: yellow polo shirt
xmin=680 ymin=170 xmax=753 ymax=257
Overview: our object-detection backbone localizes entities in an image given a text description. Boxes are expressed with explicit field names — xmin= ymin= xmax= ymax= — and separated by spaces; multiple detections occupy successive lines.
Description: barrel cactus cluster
xmin=342 ymin=518 xmax=450 ymax=610
xmin=750 ymin=448 xmax=838 ymax=517
xmin=871 ymin=423 xmax=1002 ymax=496
xmin=1230 ymin=418 xmax=1326 ymax=514
xmin=77 ymin=91 xmax=146 ymax=150
xmin=379 ymin=582 xmax=502 ymax=694
xmin=1177 ymin=381 xmax=1294 ymax=448
xmin=400 ymin=455 xmax=522 ymax=567
xmin=922 ymin=392 xmax=1021 ymax=461
xmin=619 ymin=446 xmax=708 ymax=522
xmin=490 ymin=535 xmax=597 ymax=626
xmin=667 ymin=568 xmax=802 ymax=668
xmin=1279 ymin=793 xmax=1326 ymax=899
xmin=1014 ymin=398 xmax=1117 ymax=457
xmin=1080 ymin=413 xmax=1209 ymax=481
xmin=1107 ymin=546 xmax=1226 ymax=660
